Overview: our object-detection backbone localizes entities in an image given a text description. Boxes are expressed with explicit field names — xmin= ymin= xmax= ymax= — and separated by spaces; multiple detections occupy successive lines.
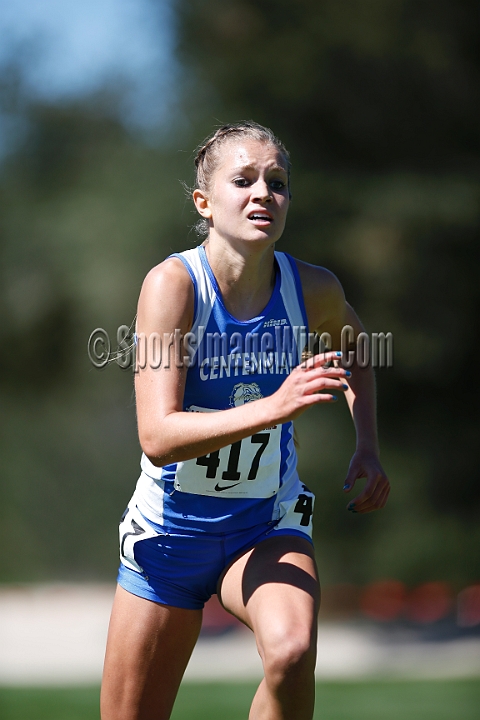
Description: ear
xmin=193 ymin=189 xmax=212 ymax=219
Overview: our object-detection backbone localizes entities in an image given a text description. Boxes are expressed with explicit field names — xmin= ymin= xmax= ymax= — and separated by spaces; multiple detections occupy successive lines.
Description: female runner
xmin=100 ymin=121 xmax=389 ymax=720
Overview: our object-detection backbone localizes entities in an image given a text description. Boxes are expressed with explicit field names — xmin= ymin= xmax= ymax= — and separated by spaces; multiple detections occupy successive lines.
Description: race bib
xmin=274 ymin=488 xmax=315 ymax=537
xmin=173 ymin=405 xmax=282 ymax=498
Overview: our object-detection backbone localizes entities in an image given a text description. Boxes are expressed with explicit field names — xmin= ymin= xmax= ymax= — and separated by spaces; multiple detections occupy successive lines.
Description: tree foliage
xmin=0 ymin=0 xmax=479 ymax=585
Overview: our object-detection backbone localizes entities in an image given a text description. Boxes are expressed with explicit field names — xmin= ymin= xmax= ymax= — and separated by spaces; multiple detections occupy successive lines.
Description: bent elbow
xmin=138 ymin=412 xmax=182 ymax=466
xmin=139 ymin=436 xmax=170 ymax=467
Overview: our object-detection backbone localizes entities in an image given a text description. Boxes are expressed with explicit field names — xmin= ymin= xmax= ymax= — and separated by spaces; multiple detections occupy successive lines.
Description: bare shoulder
xmin=140 ymin=256 xmax=193 ymax=296
xmin=293 ymin=258 xmax=346 ymax=333
xmin=137 ymin=256 xmax=195 ymax=333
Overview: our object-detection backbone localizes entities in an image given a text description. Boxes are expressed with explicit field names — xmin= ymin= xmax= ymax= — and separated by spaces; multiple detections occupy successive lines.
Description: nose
xmin=252 ymin=180 xmax=272 ymax=203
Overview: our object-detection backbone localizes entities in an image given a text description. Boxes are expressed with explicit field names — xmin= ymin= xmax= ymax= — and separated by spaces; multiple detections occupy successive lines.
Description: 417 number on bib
xmin=196 ymin=433 xmax=270 ymax=481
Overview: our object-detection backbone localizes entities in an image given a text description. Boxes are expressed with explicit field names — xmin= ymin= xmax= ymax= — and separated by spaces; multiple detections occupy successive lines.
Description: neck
xmin=203 ymin=236 xmax=276 ymax=321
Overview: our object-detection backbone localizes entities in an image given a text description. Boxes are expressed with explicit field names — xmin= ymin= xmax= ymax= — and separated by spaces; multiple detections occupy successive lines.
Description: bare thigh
xmin=100 ymin=585 xmax=202 ymax=720
xmin=218 ymin=535 xmax=320 ymax=719
xmin=219 ymin=534 xmax=320 ymax=636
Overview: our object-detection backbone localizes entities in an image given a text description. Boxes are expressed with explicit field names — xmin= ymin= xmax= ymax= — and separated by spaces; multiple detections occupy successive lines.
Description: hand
xmin=343 ymin=450 xmax=390 ymax=514
xmin=269 ymin=351 xmax=350 ymax=423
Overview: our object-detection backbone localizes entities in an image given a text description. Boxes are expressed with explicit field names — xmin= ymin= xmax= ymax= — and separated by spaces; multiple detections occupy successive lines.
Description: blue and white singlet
xmin=132 ymin=245 xmax=312 ymax=535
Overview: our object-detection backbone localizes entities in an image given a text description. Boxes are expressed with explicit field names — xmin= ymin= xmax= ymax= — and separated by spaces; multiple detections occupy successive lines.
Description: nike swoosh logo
xmin=214 ymin=482 xmax=241 ymax=492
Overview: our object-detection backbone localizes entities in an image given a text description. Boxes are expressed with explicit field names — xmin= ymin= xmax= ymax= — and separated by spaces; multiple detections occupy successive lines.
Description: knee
xmin=259 ymin=627 xmax=316 ymax=686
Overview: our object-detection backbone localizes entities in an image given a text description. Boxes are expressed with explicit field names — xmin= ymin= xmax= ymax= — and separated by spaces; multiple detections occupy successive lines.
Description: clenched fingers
xmin=347 ymin=473 xmax=390 ymax=514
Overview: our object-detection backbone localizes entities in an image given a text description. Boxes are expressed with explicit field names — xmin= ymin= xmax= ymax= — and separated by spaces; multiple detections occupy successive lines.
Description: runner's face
xmin=204 ymin=139 xmax=290 ymax=247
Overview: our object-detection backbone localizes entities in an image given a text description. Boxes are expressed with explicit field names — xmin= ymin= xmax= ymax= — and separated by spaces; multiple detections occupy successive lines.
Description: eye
xmin=270 ymin=179 xmax=286 ymax=190
xmin=233 ymin=177 xmax=250 ymax=187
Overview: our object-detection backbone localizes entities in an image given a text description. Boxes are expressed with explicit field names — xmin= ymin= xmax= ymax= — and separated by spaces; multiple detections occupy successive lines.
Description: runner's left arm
xmin=334 ymin=303 xmax=390 ymax=514
xmin=297 ymin=259 xmax=390 ymax=514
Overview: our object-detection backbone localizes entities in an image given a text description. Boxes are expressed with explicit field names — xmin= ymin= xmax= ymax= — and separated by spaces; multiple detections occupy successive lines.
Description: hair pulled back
xmin=193 ymin=121 xmax=290 ymax=238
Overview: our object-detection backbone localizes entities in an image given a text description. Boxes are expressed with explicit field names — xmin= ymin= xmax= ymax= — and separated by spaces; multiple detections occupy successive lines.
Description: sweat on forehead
xmin=194 ymin=121 xmax=290 ymax=194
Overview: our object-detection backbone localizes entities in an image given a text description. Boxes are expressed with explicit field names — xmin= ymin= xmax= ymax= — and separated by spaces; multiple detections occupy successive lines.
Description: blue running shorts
xmin=117 ymin=515 xmax=313 ymax=610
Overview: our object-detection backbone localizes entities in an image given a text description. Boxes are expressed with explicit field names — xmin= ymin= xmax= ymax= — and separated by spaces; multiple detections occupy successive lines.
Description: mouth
xmin=247 ymin=211 xmax=273 ymax=226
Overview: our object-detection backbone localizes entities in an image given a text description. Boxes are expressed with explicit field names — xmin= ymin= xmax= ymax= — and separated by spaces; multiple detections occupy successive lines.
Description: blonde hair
xmin=193 ymin=121 xmax=290 ymax=238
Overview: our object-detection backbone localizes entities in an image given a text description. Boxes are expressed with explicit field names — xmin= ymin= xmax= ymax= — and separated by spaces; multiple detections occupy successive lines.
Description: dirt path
xmin=1 ymin=584 xmax=479 ymax=685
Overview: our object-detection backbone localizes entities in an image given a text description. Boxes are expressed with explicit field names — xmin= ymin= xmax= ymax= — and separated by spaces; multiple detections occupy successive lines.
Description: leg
xmin=101 ymin=585 xmax=202 ymax=720
xmin=219 ymin=535 xmax=320 ymax=720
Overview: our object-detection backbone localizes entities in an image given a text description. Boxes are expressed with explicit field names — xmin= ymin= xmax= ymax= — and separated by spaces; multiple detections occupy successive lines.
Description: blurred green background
xmin=1 ymin=680 xmax=480 ymax=720
xmin=0 ymin=0 xmax=479 ymax=592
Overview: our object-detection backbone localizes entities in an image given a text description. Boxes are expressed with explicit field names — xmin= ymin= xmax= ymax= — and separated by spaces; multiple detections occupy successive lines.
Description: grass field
xmin=0 ymin=679 xmax=479 ymax=719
